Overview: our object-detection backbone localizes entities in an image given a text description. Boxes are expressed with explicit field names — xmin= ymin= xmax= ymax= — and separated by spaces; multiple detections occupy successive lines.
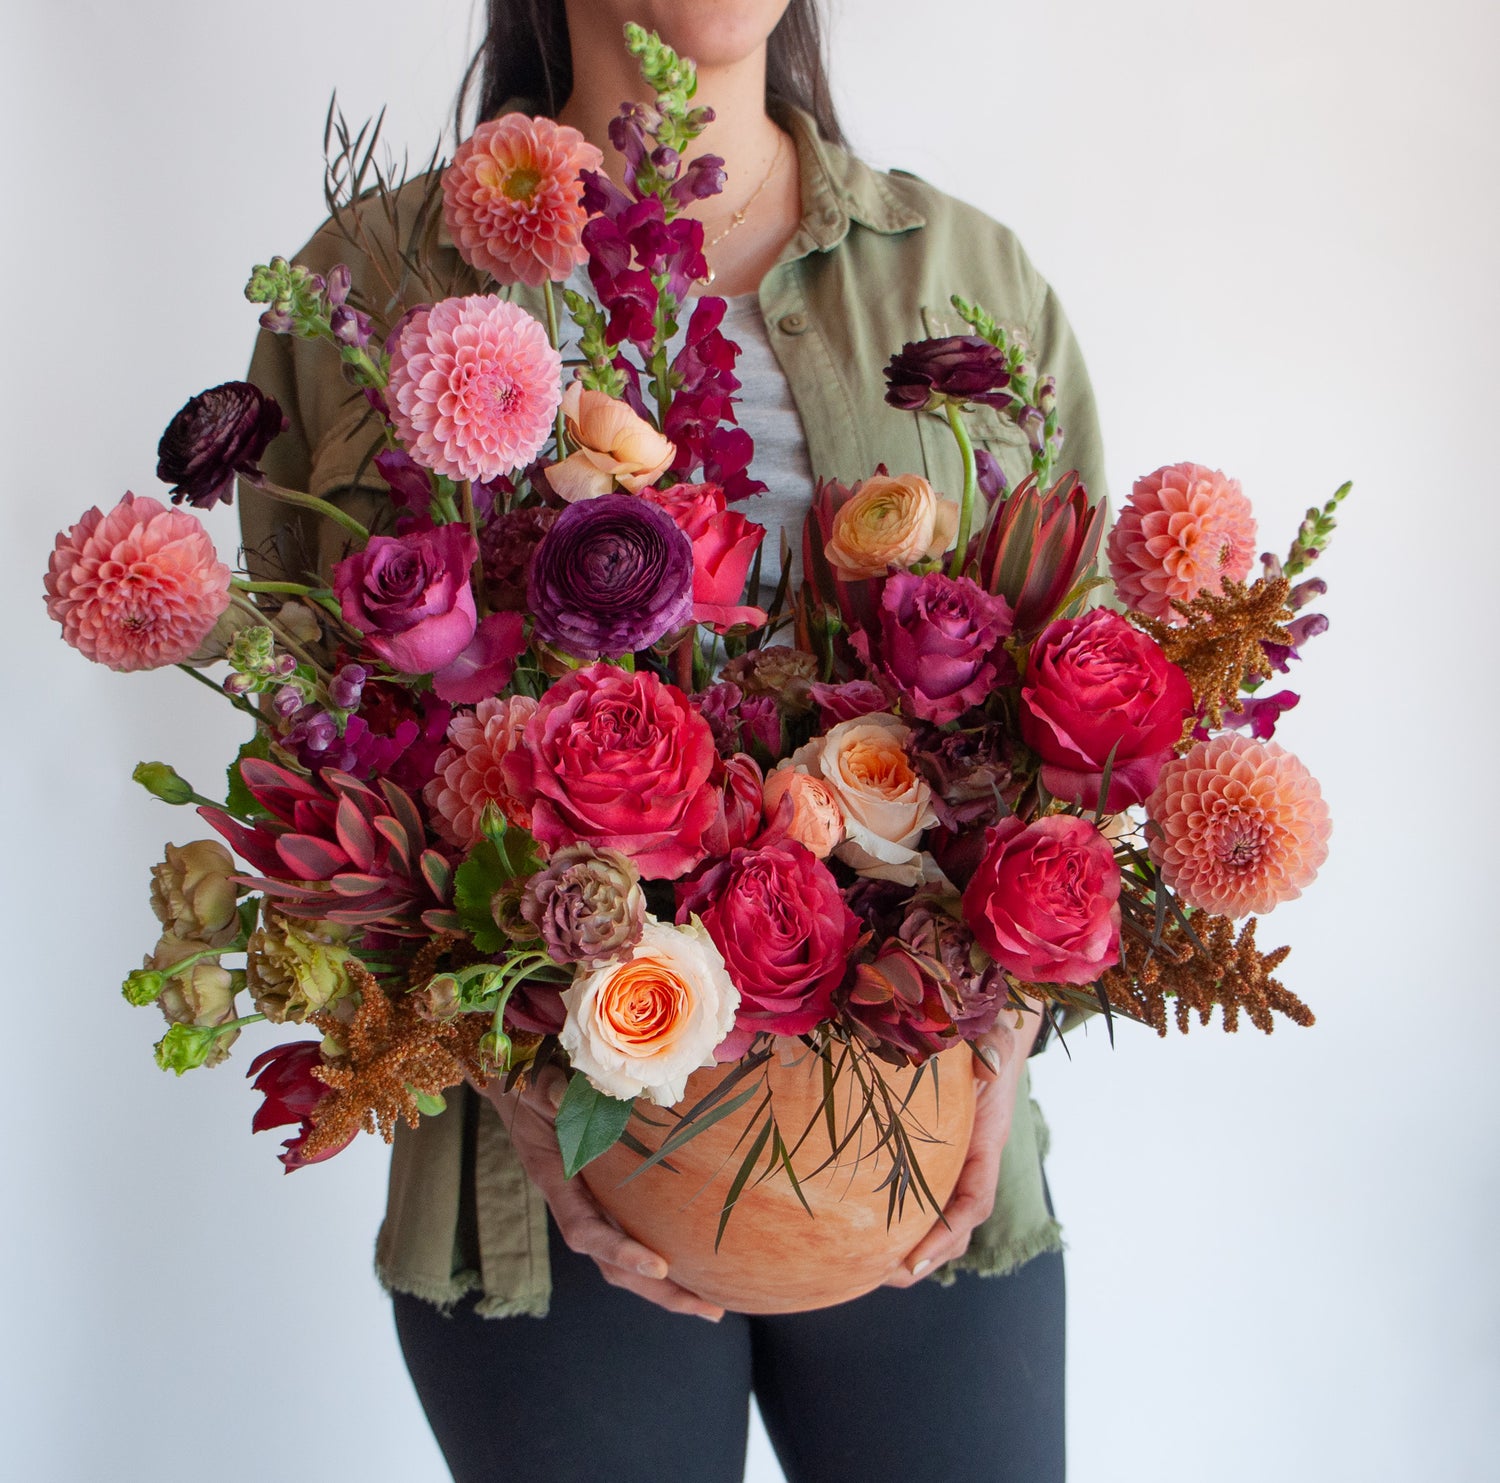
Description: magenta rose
xmin=501 ymin=663 xmax=720 ymax=879
xmin=853 ymin=571 xmax=1015 ymax=724
xmin=717 ymin=752 xmax=765 ymax=852
xmin=333 ymin=524 xmax=478 ymax=674
xmin=961 ymin=815 xmax=1120 ymax=985
xmin=677 ymin=840 xmax=861 ymax=1052
xmin=1019 ymin=608 xmax=1193 ymax=811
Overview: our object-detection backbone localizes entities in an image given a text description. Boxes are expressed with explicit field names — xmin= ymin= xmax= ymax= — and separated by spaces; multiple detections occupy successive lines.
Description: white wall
xmin=4 ymin=2 xmax=1495 ymax=1479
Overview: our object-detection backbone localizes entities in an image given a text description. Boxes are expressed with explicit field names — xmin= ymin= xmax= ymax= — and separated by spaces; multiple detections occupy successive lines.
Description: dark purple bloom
xmin=905 ymin=721 xmax=1018 ymax=832
xmin=156 ymin=381 xmax=287 ymax=509
xmin=884 ymin=336 xmax=1014 ymax=413
xmin=527 ymin=493 xmax=694 ymax=658
xmin=740 ymin=695 xmax=782 ymax=758
xmin=1263 ymin=612 xmax=1331 ymax=673
xmin=374 ymin=449 xmax=434 ymax=510
xmin=691 ymin=680 xmax=745 ymax=755
xmin=480 ymin=503 xmax=559 ymax=610
xmin=975 ymin=447 xmax=1008 ymax=502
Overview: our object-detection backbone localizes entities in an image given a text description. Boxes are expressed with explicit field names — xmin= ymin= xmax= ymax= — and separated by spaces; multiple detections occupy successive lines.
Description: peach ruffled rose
xmin=823 ymin=473 xmax=960 ymax=580
xmin=789 ymin=713 xmax=938 ymax=884
xmin=761 ymin=767 xmax=845 ymax=859
xmin=560 ymin=918 xmax=739 ymax=1105
xmin=546 ymin=383 xmax=677 ymax=502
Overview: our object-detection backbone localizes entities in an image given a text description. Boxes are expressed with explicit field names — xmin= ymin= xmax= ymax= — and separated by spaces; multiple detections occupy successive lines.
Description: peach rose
xmin=560 ymin=918 xmax=739 ymax=1105
xmin=546 ymin=382 xmax=677 ymax=502
xmin=761 ymin=767 xmax=845 ymax=859
xmin=823 ymin=472 xmax=960 ymax=580
xmin=789 ymin=713 xmax=938 ymax=884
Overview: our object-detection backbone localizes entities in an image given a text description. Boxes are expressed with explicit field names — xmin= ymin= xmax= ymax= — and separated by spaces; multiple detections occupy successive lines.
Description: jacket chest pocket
xmin=913 ymin=401 xmax=1033 ymax=503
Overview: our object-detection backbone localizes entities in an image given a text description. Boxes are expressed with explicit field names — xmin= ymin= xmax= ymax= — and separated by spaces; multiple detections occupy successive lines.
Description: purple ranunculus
xmin=852 ymin=572 xmax=1015 ymax=725
xmin=883 ymin=335 xmax=1014 ymax=413
xmin=332 ymin=523 xmax=478 ymax=675
xmin=527 ymin=493 xmax=694 ymax=658
xmin=156 ymin=381 xmax=287 ymax=509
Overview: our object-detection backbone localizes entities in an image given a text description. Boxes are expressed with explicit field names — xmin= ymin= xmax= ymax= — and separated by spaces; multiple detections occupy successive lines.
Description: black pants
xmin=393 ymin=1212 xmax=1065 ymax=1483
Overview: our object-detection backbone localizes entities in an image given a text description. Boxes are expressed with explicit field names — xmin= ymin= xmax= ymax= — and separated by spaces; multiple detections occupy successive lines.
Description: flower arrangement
xmin=50 ymin=27 xmax=1346 ymax=1242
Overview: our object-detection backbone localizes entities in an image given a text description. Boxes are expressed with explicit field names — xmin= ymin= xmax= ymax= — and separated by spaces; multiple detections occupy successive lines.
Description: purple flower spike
xmin=330 ymin=664 xmax=368 ymax=712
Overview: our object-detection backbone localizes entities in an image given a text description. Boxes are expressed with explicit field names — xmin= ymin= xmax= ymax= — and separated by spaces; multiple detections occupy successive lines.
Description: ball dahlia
xmin=387 ymin=295 xmax=561 ymax=483
xmin=442 ymin=114 xmax=603 ymax=287
xmin=44 ymin=492 xmax=231 ymax=671
xmin=1146 ymin=733 xmax=1330 ymax=918
xmin=424 ymin=695 xmax=539 ymax=849
xmin=1107 ymin=463 xmax=1257 ymax=623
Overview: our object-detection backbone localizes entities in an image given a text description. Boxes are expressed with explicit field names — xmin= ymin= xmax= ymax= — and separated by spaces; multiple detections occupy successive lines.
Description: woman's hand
xmin=473 ymin=1065 xmax=726 ymax=1321
xmin=883 ymin=999 xmax=1045 ymax=1287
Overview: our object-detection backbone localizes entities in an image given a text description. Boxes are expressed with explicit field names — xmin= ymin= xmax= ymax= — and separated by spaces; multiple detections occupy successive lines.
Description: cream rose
xmin=560 ymin=917 xmax=739 ymax=1106
xmin=823 ymin=472 xmax=960 ymax=580
xmin=762 ymin=766 xmax=845 ymax=859
xmin=790 ymin=713 xmax=939 ymax=884
xmin=546 ymin=382 xmax=677 ymax=502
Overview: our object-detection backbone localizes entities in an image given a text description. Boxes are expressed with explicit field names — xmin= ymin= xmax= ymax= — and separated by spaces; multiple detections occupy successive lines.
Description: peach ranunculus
xmin=546 ymin=383 xmax=677 ymax=502
xmin=823 ymin=472 xmax=960 ymax=580
xmin=559 ymin=918 xmax=739 ymax=1105
xmin=788 ymin=713 xmax=938 ymax=884
xmin=760 ymin=767 xmax=845 ymax=859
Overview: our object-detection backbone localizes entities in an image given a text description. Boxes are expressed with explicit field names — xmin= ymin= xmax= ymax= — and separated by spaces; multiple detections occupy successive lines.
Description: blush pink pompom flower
xmin=442 ymin=115 xmax=603 ymax=287
xmin=425 ymin=695 xmax=539 ymax=848
xmin=44 ymin=492 xmax=231 ymax=671
xmin=1107 ymin=463 xmax=1258 ymax=623
xmin=1146 ymin=733 xmax=1330 ymax=918
xmin=388 ymin=295 xmax=562 ymax=483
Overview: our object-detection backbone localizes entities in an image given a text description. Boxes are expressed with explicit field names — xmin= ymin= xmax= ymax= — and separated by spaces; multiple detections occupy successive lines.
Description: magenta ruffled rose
xmin=501 ymin=663 xmax=720 ymax=880
xmin=677 ymin=840 xmax=861 ymax=1054
xmin=333 ymin=524 xmax=478 ymax=674
xmin=961 ymin=815 xmax=1120 ymax=985
xmin=853 ymin=571 xmax=1014 ymax=724
xmin=1019 ymin=609 xmax=1193 ymax=811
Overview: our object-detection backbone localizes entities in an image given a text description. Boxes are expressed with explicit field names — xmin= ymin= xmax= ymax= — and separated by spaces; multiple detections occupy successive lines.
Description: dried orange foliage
xmin=303 ymin=961 xmax=488 ymax=1159
xmin=1101 ymin=909 xmax=1313 ymax=1035
xmin=1136 ymin=575 xmax=1294 ymax=730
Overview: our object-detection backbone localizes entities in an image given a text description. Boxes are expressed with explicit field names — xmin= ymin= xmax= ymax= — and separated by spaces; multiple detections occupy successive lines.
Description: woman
xmin=240 ymin=3 xmax=1106 ymax=1478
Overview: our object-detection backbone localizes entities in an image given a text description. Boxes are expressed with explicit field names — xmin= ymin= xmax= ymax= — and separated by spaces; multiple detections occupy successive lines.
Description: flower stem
xmin=231 ymin=579 xmax=317 ymax=597
xmin=229 ymin=593 xmax=328 ymax=679
xmin=247 ymin=478 xmax=370 ymax=543
xmin=542 ymin=280 xmax=569 ymax=455
xmin=175 ymin=661 xmax=263 ymax=720
xmin=945 ymin=401 xmax=979 ymax=580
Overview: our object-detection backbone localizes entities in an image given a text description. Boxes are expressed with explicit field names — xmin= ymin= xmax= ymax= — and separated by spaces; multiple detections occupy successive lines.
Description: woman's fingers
xmin=593 ymin=1261 xmax=727 ymax=1321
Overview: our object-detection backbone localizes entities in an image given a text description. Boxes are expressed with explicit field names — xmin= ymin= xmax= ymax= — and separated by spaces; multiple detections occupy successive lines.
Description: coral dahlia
xmin=1107 ymin=463 xmax=1257 ymax=623
xmin=44 ymin=492 xmax=231 ymax=671
xmin=443 ymin=114 xmax=603 ymax=287
xmin=425 ymin=695 xmax=539 ymax=848
xmin=1146 ymin=733 xmax=1330 ymax=918
xmin=388 ymin=295 xmax=561 ymax=483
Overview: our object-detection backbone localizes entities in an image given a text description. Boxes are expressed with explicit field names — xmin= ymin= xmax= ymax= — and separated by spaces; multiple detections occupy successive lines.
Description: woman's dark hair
xmin=455 ymin=1 xmax=844 ymax=147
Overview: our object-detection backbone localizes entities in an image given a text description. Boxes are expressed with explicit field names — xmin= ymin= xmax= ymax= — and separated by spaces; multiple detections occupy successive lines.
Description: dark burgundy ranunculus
xmin=332 ymin=523 xmax=479 ymax=674
xmin=852 ymin=571 xmax=1015 ymax=724
xmin=156 ymin=381 xmax=287 ymax=509
xmin=883 ymin=335 xmax=1014 ymax=413
xmin=528 ymin=493 xmax=694 ymax=658
xmin=247 ymin=1041 xmax=355 ymax=1172
xmin=481 ymin=504 xmax=559 ymax=611
xmin=1019 ymin=609 xmax=1193 ymax=811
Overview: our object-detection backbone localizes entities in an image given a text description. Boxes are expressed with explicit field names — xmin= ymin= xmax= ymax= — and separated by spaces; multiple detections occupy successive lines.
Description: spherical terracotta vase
xmin=581 ymin=1040 xmax=977 ymax=1314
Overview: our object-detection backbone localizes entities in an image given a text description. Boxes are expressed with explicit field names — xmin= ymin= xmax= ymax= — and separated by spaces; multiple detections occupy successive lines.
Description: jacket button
xmin=778 ymin=312 xmax=809 ymax=335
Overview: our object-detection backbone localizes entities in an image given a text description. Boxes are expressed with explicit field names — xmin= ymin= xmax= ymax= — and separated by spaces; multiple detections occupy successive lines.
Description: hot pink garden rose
xmin=643 ymin=481 xmax=767 ymax=630
xmin=1019 ymin=609 xmax=1193 ymax=811
xmin=501 ymin=663 xmax=720 ymax=879
xmin=961 ymin=815 xmax=1121 ymax=985
xmin=676 ymin=840 xmax=861 ymax=1053
xmin=332 ymin=524 xmax=478 ymax=674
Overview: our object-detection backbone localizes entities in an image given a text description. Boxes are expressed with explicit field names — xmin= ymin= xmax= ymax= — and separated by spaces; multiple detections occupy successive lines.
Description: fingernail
xmin=638 ymin=1258 xmax=669 ymax=1279
xmin=977 ymin=1045 xmax=1001 ymax=1076
xmin=910 ymin=1257 xmax=931 ymax=1277
xmin=699 ymin=1311 xmax=724 ymax=1323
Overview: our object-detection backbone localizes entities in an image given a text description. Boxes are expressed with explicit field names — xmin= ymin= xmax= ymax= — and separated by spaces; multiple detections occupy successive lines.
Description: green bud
xmin=122 ymin=968 xmax=166 ymax=1006
xmin=409 ymin=1087 xmax=448 ymax=1117
xmin=154 ymin=1023 xmax=222 ymax=1075
xmin=479 ymin=801 xmax=508 ymax=850
xmin=133 ymin=761 xmax=196 ymax=806
xmin=479 ymin=1028 xmax=513 ymax=1074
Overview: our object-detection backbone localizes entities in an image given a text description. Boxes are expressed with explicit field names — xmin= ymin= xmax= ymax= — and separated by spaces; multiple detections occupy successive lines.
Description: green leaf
xmin=452 ymin=841 xmax=509 ymax=952
xmin=715 ymin=1112 xmax=774 ymax=1251
xmin=408 ymin=1087 xmax=447 ymax=1117
xmin=225 ymin=732 xmax=273 ymax=819
xmin=555 ymin=1075 xmax=635 ymax=1179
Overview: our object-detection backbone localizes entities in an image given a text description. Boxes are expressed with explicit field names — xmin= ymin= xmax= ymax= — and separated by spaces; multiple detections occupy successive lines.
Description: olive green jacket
xmin=240 ymin=105 xmax=1105 ymax=1317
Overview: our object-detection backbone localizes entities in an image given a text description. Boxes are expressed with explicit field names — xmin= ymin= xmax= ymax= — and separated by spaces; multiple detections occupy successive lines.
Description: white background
xmin=4 ymin=1 xmax=1496 ymax=1479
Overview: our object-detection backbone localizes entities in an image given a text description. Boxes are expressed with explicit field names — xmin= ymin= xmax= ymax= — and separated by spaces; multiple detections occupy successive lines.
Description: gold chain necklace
xmin=701 ymin=131 xmax=787 ymax=286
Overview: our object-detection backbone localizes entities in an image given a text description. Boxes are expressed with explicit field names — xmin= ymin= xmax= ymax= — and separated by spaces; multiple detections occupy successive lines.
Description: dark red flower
xmin=884 ymin=335 xmax=1013 ymax=413
xmin=156 ymin=381 xmax=286 ymax=509
xmin=247 ymin=1041 xmax=354 ymax=1171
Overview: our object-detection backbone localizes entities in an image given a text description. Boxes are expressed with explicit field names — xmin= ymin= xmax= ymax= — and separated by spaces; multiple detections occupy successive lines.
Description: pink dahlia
xmin=442 ymin=114 xmax=603 ymax=287
xmin=44 ymin=492 xmax=231 ymax=671
xmin=388 ymin=295 xmax=562 ymax=483
xmin=425 ymin=694 xmax=539 ymax=848
xmin=1107 ymin=463 xmax=1257 ymax=623
xmin=1147 ymin=733 xmax=1330 ymax=918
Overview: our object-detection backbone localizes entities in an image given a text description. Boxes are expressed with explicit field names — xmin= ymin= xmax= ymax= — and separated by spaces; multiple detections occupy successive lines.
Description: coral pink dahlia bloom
xmin=425 ymin=695 xmax=539 ymax=849
xmin=442 ymin=114 xmax=603 ymax=287
xmin=1146 ymin=733 xmax=1330 ymax=918
xmin=44 ymin=491 xmax=231 ymax=671
xmin=1107 ymin=463 xmax=1257 ymax=623
xmin=388 ymin=295 xmax=562 ymax=483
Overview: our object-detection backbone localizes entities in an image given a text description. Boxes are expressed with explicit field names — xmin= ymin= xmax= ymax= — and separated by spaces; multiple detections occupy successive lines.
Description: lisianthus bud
xmin=122 ymin=968 xmax=165 ymax=1006
xmin=133 ymin=761 xmax=197 ymax=806
xmin=150 ymin=840 xmax=240 ymax=946
xmin=246 ymin=910 xmax=356 ymax=1023
xmin=154 ymin=1023 xmax=224 ymax=1075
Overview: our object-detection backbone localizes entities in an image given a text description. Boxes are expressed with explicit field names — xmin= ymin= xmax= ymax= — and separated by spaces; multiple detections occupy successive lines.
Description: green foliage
xmin=555 ymin=1075 xmax=634 ymax=1178
xmin=454 ymin=825 xmax=541 ymax=953
xmin=225 ymin=733 xmax=273 ymax=820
